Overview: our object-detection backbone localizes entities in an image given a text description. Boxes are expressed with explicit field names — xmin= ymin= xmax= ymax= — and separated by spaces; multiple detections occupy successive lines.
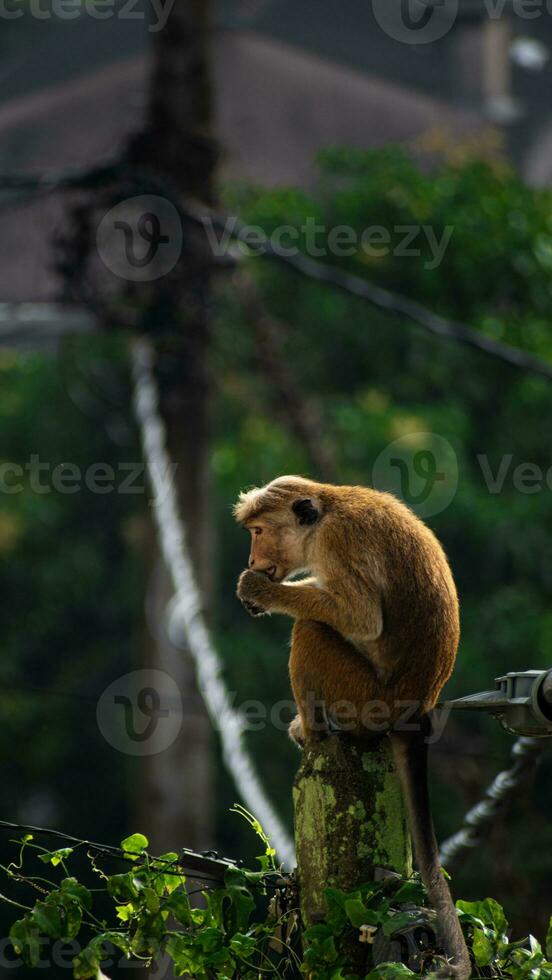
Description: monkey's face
xmin=245 ymin=516 xmax=309 ymax=583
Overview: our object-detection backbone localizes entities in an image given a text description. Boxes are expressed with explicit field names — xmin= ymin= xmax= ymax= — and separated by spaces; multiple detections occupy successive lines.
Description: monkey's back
xmin=319 ymin=485 xmax=460 ymax=715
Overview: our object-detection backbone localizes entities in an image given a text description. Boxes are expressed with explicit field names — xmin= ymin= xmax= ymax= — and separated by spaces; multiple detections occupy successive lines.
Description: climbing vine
xmin=1 ymin=808 xmax=297 ymax=980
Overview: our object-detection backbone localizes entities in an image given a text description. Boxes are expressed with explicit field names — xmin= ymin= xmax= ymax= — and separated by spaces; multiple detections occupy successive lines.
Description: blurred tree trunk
xmin=130 ymin=0 xmax=218 ymax=858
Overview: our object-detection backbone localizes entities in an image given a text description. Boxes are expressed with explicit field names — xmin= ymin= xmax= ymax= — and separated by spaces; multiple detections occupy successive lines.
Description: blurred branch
xmin=235 ymin=271 xmax=337 ymax=481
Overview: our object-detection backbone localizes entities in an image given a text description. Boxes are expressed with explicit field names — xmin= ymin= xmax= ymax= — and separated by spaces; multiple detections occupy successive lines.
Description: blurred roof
xmin=214 ymin=30 xmax=483 ymax=186
xmin=0 ymin=18 xmax=484 ymax=301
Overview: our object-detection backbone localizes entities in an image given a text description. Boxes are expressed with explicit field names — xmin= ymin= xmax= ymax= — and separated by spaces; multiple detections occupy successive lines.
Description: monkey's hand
xmin=237 ymin=569 xmax=273 ymax=617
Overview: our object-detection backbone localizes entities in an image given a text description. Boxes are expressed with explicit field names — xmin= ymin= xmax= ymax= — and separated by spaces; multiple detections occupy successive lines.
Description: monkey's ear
xmin=292 ymin=498 xmax=319 ymax=526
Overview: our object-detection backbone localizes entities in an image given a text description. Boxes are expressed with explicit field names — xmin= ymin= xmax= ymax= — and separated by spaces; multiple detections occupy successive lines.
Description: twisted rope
xmin=131 ymin=337 xmax=295 ymax=868
xmin=439 ymin=736 xmax=546 ymax=868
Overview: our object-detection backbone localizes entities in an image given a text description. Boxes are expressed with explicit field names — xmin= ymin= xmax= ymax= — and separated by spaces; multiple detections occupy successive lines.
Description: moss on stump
xmin=293 ymin=735 xmax=412 ymax=924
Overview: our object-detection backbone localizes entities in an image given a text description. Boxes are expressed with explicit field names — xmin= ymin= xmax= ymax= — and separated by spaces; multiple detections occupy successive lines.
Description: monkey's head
xmin=233 ymin=476 xmax=323 ymax=582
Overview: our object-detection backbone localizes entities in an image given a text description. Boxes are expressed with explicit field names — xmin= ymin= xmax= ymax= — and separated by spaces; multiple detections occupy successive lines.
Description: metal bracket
xmin=442 ymin=668 xmax=552 ymax=737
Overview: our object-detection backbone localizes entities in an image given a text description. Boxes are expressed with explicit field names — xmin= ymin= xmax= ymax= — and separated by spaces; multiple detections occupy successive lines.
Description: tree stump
xmin=293 ymin=735 xmax=412 ymax=923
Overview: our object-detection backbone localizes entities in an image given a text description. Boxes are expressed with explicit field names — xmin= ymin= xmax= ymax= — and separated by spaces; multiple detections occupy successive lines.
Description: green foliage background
xmin=1 ymin=147 xmax=552 ymax=959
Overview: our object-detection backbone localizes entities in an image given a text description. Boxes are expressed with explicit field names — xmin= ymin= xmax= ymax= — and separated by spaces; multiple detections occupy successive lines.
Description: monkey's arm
xmin=237 ymin=569 xmax=382 ymax=639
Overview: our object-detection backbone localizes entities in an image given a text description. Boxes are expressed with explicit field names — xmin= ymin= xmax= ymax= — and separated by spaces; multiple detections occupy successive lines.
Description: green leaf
xmin=506 ymin=937 xmax=545 ymax=980
xmin=199 ymin=925 xmax=224 ymax=954
xmin=142 ymin=887 xmax=160 ymax=913
xmin=63 ymin=900 xmax=83 ymax=940
xmin=344 ymin=898 xmax=378 ymax=928
xmin=324 ymin=888 xmax=346 ymax=909
xmin=165 ymin=933 xmax=194 ymax=974
xmin=382 ymin=911 xmax=419 ymax=938
xmin=207 ymin=946 xmax=235 ymax=978
xmin=38 ymin=847 xmax=73 ymax=867
xmin=32 ymin=899 xmax=64 ymax=939
xmin=472 ymin=926 xmax=495 ymax=966
xmin=101 ymin=931 xmax=131 ymax=957
xmin=230 ymin=932 xmax=257 ymax=957
xmin=546 ymin=917 xmax=552 ymax=960
xmin=324 ymin=888 xmax=348 ymax=931
xmin=304 ymin=924 xmax=332 ymax=942
xmin=133 ymin=909 xmax=166 ymax=948
xmin=107 ymin=872 xmax=141 ymax=903
xmin=61 ymin=877 xmax=92 ymax=911
xmin=120 ymin=833 xmax=148 ymax=860
xmin=392 ymin=880 xmax=426 ymax=905
xmin=115 ymin=903 xmax=133 ymax=922
xmin=365 ymin=963 xmax=417 ymax=979
xmin=73 ymin=944 xmax=101 ymax=979
xmin=166 ymin=889 xmax=192 ymax=925
xmin=358 ymin=880 xmax=385 ymax=900
xmin=222 ymin=867 xmax=255 ymax=931
xmin=457 ymin=897 xmax=508 ymax=935
xmin=152 ymin=852 xmax=184 ymax=894
xmin=156 ymin=851 xmax=179 ymax=863
xmin=10 ymin=918 xmax=41 ymax=967
xmin=320 ymin=936 xmax=338 ymax=963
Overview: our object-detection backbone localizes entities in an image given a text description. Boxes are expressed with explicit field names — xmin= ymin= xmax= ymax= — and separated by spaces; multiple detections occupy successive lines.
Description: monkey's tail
xmin=390 ymin=724 xmax=472 ymax=980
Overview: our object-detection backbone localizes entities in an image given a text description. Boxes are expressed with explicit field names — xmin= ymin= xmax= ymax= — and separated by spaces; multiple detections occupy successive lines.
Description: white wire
xmin=131 ymin=337 xmax=295 ymax=868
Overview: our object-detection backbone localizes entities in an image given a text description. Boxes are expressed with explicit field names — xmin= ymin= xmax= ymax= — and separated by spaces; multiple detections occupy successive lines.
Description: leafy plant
xmin=300 ymin=877 xmax=552 ymax=980
xmin=3 ymin=818 xmax=552 ymax=979
xmin=2 ymin=813 xmax=298 ymax=980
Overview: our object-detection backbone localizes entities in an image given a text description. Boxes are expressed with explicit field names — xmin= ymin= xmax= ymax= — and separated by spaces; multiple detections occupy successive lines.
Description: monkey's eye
xmin=253 ymin=527 xmax=263 ymax=536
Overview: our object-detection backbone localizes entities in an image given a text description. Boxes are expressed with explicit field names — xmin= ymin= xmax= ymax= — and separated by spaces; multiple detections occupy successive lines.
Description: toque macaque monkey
xmin=234 ymin=475 xmax=470 ymax=980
